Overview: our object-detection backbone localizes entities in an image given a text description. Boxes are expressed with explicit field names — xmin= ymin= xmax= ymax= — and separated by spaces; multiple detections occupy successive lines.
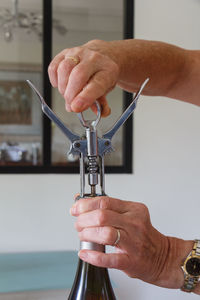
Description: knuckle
xmin=106 ymin=61 xmax=119 ymax=78
xmin=112 ymin=255 xmax=126 ymax=270
xmin=99 ymin=196 xmax=110 ymax=210
xmin=95 ymin=253 xmax=104 ymax=266
xmin=93 ymin=76 xmax=105 ymax=91
xmin=75 ymin=199 xmax=85 ymax=213
xmin=88 ymin=50 xmax=101 ymax=63
xmin=48 ymin=63 xmax=57 ymax=75
xmin=65 ymin=47 xmax=79 ymax=56
xmin=71 ymin=67 xmax=86 ymax=84
xmin=139 ymin=203 xmax=150 ymax=220
xmin=134 ymin=202 xmax=149 ymax=218
xmin=86 ymin=39 xmax=103 ymax=47
xmin=70 ymin=46 xmax=80 ymax=53
xmin=102 ymin=227 xmax=113 ymax=243
xmin=139 ymin=202 xmax=148 ymax=213
xmin=57 ymin=59 xmax=66 ymax=72
xmin=97 ymin=210 xmax=107 ymax=226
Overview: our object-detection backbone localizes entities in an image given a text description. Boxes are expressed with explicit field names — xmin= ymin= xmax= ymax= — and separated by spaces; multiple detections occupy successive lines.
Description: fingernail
xmin=72 ymin=99 xmax=87 ymax=111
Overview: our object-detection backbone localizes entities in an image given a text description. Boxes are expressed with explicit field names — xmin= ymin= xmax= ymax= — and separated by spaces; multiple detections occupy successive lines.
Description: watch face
xmin=186 ymin=257 xmax=200 ymax=276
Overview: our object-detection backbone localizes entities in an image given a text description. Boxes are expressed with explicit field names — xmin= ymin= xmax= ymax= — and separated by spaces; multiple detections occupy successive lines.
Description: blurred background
xmin=0 ymin=0 xmax=200 ymax=299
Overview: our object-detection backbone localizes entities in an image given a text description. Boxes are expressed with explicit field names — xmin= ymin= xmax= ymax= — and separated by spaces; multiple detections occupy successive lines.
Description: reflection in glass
xmin=52 ymin=0 xmax=123 ymax=167
xmin=0 ymin=0 xmax=43 ymax=166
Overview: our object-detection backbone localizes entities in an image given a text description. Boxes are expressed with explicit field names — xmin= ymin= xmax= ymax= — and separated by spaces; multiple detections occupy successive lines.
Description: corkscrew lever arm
xmin=103 ymin=78 xmax=149 ymax=141
xmin=26 ymin=80 xmax=80 ymax=144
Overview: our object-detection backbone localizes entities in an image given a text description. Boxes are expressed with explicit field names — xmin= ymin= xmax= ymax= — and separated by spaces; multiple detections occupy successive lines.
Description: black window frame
xmin=0 ymin=0 xmax=134 ymax=174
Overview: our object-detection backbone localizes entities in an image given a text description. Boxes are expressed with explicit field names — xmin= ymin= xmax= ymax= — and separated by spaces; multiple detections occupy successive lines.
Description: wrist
xmin=181 ymin=240 xmax=200 ymax=294
xmin=155 ymin=237 xmax=194 ymax=289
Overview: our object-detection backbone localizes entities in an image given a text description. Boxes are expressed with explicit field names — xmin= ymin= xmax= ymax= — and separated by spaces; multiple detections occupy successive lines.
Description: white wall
xmin=0 ymin=0 xmax=200 ymax=299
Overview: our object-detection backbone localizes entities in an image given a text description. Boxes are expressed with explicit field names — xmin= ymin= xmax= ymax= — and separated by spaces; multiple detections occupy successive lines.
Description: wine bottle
xmin=68 ymin=242 xmax=116 ymax=300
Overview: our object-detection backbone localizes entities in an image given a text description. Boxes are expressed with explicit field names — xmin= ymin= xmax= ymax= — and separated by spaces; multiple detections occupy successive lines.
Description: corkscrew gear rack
xmin=26 ymin=78 xmax=149 ymax=198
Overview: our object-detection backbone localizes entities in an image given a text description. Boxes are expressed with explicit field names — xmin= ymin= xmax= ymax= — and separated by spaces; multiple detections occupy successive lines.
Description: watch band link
xmin=181 ymin=240 xmax=200 ymax=293
xmin=181 ymin=276 xmax=199 ymax=292
xmin=195 ymin=240 xmax=200 ymax=255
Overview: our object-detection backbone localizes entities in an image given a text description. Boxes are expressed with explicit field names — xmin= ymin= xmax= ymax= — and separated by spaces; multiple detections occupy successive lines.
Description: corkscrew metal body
xmin=27 ymin=78 xmax=148 ymax=197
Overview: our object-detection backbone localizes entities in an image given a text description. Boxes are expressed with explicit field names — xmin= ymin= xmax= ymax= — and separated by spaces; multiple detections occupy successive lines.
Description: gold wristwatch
xmin=181 ymin=240 xmax=200 ymax=292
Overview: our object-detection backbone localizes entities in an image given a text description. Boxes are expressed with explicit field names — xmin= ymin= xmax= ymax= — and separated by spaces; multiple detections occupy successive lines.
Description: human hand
xmin=70 ymin=195 xmax=193 ymax=289
xmin=48 ymin=40 xmax=120 ymax=117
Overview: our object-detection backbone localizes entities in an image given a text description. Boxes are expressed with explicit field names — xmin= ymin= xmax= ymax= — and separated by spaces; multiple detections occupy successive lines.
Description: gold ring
xmin=65 ymin=56 xmax=80 ymax=65
xmin=113 ymin=229 xmax=121 ymax=246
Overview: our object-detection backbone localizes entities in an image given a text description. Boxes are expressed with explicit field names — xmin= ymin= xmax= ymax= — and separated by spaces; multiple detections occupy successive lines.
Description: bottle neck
xmin=80 ymin=241 xmax=105 ymax=252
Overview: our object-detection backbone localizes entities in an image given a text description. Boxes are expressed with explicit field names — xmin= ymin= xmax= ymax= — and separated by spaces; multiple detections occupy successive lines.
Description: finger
xmin=70 ymin=196 xmax=130 ymax=216
xmin=75 ymin=209 xmax=124 ymax=232
xmin=78 ymin=250 xmax=129 ymax=270
xmin=78 ymin=226 xmax=123 ymax=247
xmin=70 ymin=70 xmax=116 ymax=113
xmin=57 ymin=56 xmax=80 ymax=97
xmin=48 ymin=50 xmax=67 ymax=87
xmin=63 ymin=60 xmax=97 ymax=110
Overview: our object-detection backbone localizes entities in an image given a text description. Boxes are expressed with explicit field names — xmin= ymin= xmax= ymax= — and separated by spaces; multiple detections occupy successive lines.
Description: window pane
xmin=52 ymin=0 xmax=123 ymax=166
xmin=0 ymin=0 xmax=43 ymax=166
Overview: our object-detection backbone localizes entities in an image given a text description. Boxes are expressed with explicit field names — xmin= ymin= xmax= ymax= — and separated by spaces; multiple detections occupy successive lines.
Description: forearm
xmin=87 ymin=39 xmax=200 ymax=106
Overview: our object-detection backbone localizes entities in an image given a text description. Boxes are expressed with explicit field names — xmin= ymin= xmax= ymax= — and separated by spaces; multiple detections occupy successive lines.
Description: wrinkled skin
xmin=48 ymin=39 xmax=200 ymax=117
xmin=70 ymin=195 xmax=193 ymax=289
xmin=48 ymin=40 xmax=120 ymax=117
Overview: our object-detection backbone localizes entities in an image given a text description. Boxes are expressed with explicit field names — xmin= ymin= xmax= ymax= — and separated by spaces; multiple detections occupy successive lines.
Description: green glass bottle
xmin=68 ymin=242 xmax=116 ymax=300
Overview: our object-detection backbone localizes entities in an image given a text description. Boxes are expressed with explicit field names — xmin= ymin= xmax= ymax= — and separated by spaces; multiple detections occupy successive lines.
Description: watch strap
xmin=194 ymin=240 xmax=200 ymax=255
xmin=181 ymin=240 xmax=200 ymax=292
xmin=181 ymin=275 xmax=199 ymax=292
